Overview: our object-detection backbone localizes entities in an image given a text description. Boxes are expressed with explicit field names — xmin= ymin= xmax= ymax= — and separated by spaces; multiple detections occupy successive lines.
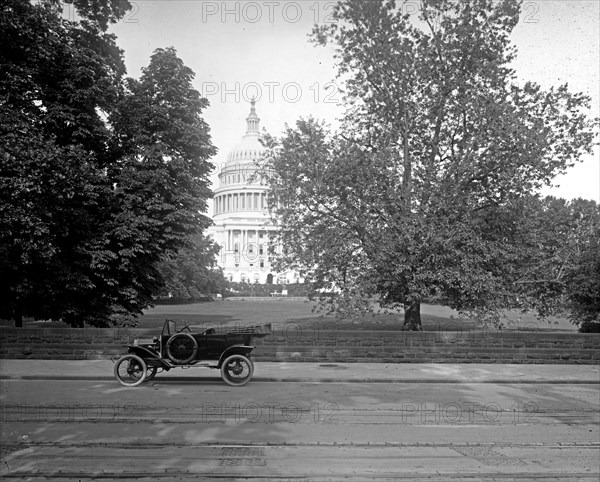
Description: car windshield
xmin=162 ymin=319 xmax=177 ymax=336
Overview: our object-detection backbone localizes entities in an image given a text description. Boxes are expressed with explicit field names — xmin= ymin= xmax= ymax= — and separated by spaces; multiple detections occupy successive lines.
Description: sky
xmin=108 ymin=0 xmax=600 ymax=204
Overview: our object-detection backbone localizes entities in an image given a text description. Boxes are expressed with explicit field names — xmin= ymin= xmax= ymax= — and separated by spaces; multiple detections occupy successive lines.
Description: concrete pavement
xmin=2 ymin=360 xmax=599 ymax=481
xmin=0 ymin=359 xmax=598 ymax=383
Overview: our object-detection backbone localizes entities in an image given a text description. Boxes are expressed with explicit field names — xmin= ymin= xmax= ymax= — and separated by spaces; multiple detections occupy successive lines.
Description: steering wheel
xmin=177 ymin=321 xmax=192 ymax=333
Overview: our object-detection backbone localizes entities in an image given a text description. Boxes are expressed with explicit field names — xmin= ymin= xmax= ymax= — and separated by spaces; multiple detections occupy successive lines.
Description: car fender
xmin=126 ymin=345 xmax=171 ymax=369
xmin=218 ymin=345 xmax=254 ymax=367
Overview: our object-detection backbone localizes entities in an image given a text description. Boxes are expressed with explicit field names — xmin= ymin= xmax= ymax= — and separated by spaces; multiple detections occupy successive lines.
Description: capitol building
xmin=208 ymin=100 xmax=297 ymax=285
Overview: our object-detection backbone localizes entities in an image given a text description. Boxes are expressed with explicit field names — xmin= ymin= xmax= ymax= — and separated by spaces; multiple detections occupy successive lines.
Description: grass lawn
xmin=3 ymin=298 xmax=575 ymax=332
xmin=138 ymin=298 xmax=576 ymax=332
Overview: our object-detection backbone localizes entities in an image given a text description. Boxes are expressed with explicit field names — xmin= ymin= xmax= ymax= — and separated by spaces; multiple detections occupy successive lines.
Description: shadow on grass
xmin=282 ymin=314 xmax=479 ymax=332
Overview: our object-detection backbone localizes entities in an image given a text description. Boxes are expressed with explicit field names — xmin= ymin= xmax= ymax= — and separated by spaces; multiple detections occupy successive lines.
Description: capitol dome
xmin=225 ymin=98 xmax=266 ymax=165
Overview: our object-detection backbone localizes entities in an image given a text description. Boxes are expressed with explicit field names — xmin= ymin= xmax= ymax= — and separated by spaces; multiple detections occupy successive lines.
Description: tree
xmin=554 ymin=200 xmax=600 ymax=327
xmin=516 ymin=196 xmax=600 ymax=326
xmin=158 ymin=234 xmax=229 ymax=300
xmin=100 ymin=47 xmax=217 ymax=325
xmin=0 ymin=2 xmax=217 ymax=326
xmin=1 ymin=0 xmax=130 ymax=326
xmin=264 ymin=0 xmax=598 ymax=329
xmin=567 ymin=245 xmax=600 ymax=328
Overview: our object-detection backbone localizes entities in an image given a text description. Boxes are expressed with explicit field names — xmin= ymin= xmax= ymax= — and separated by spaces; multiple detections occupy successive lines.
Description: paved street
xmin=1 ymin=361 xmax=599 ymax=481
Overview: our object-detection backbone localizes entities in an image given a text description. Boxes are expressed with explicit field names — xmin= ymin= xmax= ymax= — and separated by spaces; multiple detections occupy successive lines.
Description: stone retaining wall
xmin=1 ymin=327 xmax=598 ymax=363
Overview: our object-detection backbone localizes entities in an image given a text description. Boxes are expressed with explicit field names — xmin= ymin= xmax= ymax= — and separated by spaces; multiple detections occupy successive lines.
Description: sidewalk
xmin=0 ymin=359 xmax=598 ymax=383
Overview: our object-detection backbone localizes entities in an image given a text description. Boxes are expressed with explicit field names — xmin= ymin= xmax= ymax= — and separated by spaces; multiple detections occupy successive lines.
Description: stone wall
xmin=1 ymin=326 xmax=598 ymax=363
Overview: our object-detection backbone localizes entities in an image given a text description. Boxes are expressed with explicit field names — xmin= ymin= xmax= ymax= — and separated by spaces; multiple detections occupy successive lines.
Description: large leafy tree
xmin=102 ymin=47 xmax=217 ymax=325
xmin=112 ymin=47 xmax=223 ymax=303
xmin=1 ymin=0 xmax=129 ymax=326
xmin=0 ymin=1 xmax=217 ymax=326
xmin=265 ymin=0 xmax=598 ymax=329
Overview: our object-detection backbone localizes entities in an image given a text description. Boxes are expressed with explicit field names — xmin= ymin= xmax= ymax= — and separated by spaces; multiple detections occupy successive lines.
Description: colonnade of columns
xmin=214 ymin=191 xmax=267 ymax=215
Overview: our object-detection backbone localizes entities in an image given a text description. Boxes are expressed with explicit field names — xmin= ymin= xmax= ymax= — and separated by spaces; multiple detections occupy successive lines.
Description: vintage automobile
xmin=113 ymin=319 xmax=271 ymax=387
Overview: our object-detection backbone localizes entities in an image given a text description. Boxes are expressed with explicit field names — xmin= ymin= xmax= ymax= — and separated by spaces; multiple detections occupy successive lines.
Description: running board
xmin=161 ymin=360 xmax=218 ymax=369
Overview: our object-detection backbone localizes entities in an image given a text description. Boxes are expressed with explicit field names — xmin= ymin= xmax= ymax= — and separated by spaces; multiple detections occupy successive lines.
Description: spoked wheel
xmin=166 ymin=333 xmax=198 ymax=364
xmin=114 ymin=355 xmax=147 ymax=387
xmin=221 ymin=354 xmax=254 ymax=387
xmin=143 ymin=366 xmax=158 ymax=382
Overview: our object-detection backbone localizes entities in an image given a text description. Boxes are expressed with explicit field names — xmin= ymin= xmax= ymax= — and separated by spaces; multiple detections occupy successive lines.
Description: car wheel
xmin=221 ymin=354 xmax=254 ymax=387
xmin=114 ymin=355 xmax=147 ymax=387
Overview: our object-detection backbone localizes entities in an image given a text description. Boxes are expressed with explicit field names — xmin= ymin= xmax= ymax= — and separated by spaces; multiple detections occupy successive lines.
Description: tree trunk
xmin=403 ymin=301 xmax=422 ymax=331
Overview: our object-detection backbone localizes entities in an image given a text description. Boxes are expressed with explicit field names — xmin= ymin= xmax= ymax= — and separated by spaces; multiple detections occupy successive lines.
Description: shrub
xmin=578 ymin=321 xmax=600 ymax=333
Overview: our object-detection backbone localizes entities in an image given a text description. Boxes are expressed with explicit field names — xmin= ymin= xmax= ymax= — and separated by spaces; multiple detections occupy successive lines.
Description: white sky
xmin=108 ymin=0 xmax=600 ymax=204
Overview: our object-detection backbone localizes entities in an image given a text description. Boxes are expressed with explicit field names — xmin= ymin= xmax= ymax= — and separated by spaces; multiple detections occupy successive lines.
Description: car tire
xmin=114 ymin=354 xmax=147 ymax=387
xmin=221 ymin=354 xmax=254 ymax=387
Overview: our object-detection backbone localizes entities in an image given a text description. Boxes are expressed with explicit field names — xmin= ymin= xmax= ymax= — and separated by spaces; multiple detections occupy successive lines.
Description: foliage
xmin=562 ymin=202 xmax=600 ymax=325
xmin=578 ymin=321 xmax=600 ymax=333
xmin=158 ymin=234 xmax=228 ymax=300
xmin=0 ymin=1 xmax=217 ymax=327
xmin=101 ymin=46 xmax=217 ymax=325
xmin=226 ymin=282 xmax=311 ymax=298
xmin=1 ymin=0 xmax=128 ymax=326
xmin=514 ymin=196 xmax=600 ymax=325
xmin=264 ymin=0 xmax=598 ymax=329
